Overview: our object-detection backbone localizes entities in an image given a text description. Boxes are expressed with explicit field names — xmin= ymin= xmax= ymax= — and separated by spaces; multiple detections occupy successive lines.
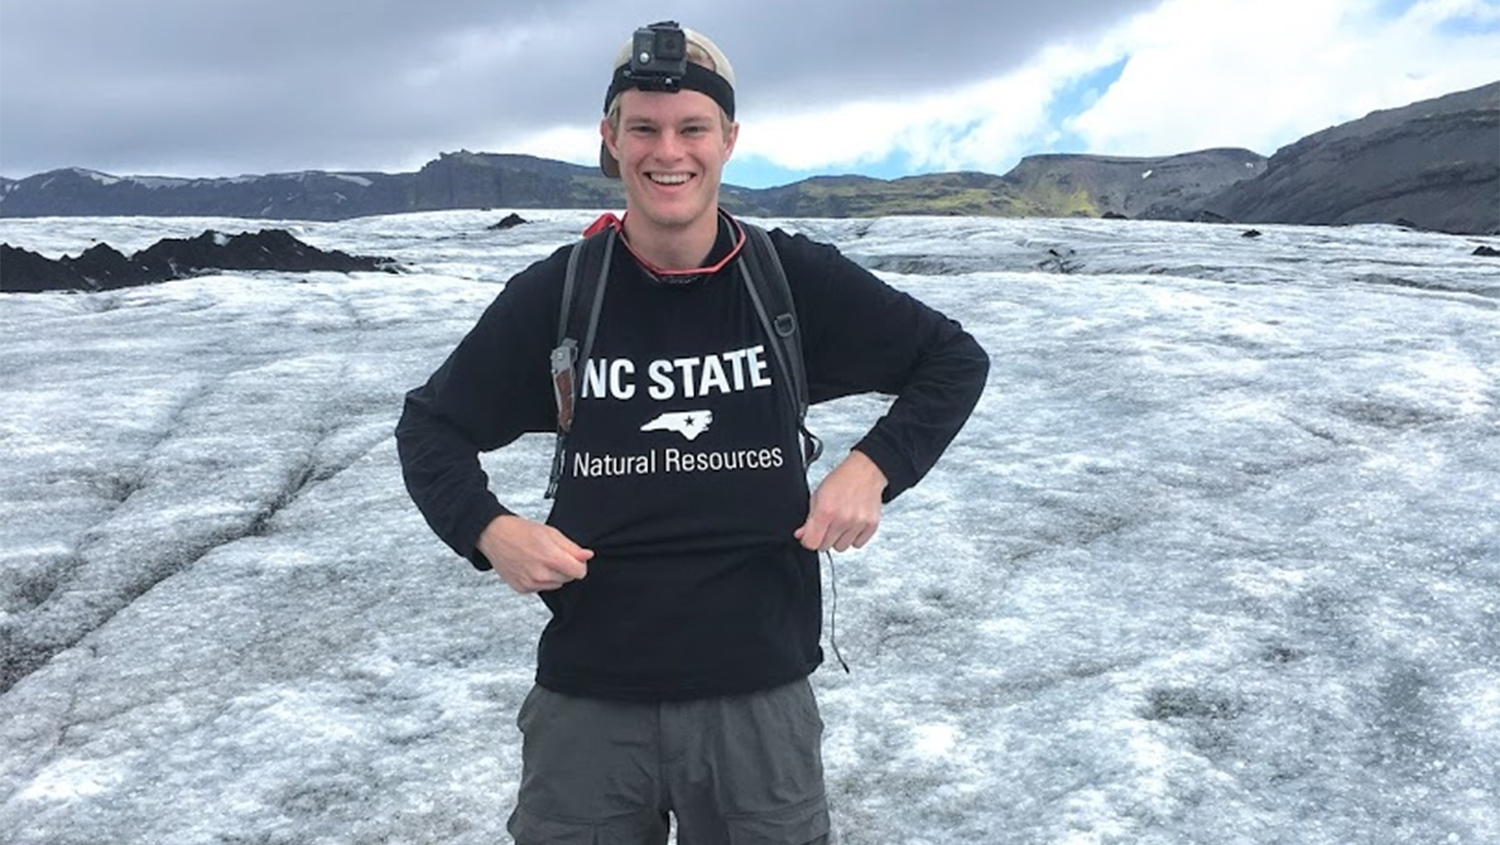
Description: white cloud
xmin=1067 ymin=0 xmax=1500 ymax=157
xmin=525 ymin=0 xmax=1498 ymax=177
xmin=502 ymin=123 xmax=603 ymax=165
xmin=732 ymin=40 xmax=1125 ymax=174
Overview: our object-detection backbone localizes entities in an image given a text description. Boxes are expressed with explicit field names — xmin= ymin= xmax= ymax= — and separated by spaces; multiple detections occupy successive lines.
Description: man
xmin=396 ymin=21 xmax=988 ymax=844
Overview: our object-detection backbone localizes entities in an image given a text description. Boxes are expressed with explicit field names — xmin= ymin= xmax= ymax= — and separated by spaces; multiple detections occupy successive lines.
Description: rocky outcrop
xmin=408 ymin=152 xmax=620 ymax=213
xmin=1 ymin=229 xmax=397 ymax=293
xmin=487 ymin=212 xmax=530 ymax=230
xmin=1197 ymin=82 xmax=1499 ymax=235
xmin=1001 ymin=148 xmax=1267 ymax=220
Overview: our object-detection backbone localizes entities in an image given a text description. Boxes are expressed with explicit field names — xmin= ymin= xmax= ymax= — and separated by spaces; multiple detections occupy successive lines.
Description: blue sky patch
xmin=1436 ymin=10 xmax=1500 ymax=36
xmin=1050 ymin=56 xmax=1129 ymax=124
xmin=726 ymin=149 xmax=949 ymax=189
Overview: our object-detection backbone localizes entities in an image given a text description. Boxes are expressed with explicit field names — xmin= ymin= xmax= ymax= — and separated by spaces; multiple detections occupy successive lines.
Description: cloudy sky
xmin=1 ymin=0 xmax=1497 ymax=188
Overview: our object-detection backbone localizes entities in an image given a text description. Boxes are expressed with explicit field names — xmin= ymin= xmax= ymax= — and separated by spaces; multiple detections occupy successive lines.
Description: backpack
xmin=546 ymin=221 xmax=821 ymax=498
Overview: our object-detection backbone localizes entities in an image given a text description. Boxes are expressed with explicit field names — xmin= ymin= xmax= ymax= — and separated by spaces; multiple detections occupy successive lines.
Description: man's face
xmin=602 ymin=88 xmax=738 ymax=234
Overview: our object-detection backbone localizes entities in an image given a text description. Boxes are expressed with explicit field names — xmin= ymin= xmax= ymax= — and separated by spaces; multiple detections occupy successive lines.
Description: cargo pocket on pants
xmin=507 ymin=806 xmax=598 ymax=845
xmin=724 ymin=793 xmax=830 ymax=845
xmin=510 ymin=806 xmax=671 ymax=845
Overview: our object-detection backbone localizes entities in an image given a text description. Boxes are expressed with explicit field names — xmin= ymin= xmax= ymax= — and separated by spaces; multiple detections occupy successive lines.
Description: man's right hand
xmin=476 ymin=515 xmax=594 ymax=594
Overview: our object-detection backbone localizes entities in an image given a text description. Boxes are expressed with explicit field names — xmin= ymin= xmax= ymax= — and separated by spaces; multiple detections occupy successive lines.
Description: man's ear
xmin=600 ymin=117 xmax=619 ymax=158
xmin=724 ymin=121 xmax=739 ymax=160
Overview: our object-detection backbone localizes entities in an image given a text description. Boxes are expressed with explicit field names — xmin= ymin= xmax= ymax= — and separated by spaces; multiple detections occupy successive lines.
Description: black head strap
xmin=604 ymin=62 xmax=735 ymax=119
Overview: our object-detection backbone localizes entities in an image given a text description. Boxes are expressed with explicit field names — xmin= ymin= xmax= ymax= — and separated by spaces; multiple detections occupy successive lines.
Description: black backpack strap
xmin=737 ymin=223 xmax=822 ymax=468
xmin=547 ymin=228 xmax=617 ymax=498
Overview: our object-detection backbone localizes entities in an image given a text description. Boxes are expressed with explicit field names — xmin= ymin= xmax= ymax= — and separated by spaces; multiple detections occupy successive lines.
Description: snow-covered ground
xmin=2 ymin=211 xmax=1497 ymax=844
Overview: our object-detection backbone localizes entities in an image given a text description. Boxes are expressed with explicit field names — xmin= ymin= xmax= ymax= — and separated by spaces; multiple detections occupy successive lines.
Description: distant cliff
xmin=996 ymin=148 xmax=1267 ymax=220
xmin=2 ymin=81 xmax=1495 ymax=233
xmin=713 ymin=147 xmax=1267 ymax=219
xmin=0 ymin=167 xmax=413 ymax=220
xmin=1198 ymin=81 xmax=1499 ymax=234
xmin=0 ymin=152 xmax=622 ymax=221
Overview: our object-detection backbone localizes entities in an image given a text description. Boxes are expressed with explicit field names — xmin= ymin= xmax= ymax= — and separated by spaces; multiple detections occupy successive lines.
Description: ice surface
xmin=1 ymin=211 xmax=1497 ymax=844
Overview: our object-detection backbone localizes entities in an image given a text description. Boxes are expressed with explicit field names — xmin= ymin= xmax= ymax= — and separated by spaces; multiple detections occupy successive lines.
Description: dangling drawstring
xmin=825 ymin=550 xmax=850 ymax=673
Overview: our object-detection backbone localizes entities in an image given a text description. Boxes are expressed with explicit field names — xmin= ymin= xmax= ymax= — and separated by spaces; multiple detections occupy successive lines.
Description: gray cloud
xmin=0 ymin=0 xmax=1161 ymax=177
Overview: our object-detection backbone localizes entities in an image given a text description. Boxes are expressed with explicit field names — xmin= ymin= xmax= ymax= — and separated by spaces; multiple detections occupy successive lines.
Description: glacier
xmin=1 ymin=210 xmax=1497 ymax=844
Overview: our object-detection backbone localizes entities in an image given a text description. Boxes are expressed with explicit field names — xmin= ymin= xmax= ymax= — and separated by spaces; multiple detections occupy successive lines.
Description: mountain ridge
xmin=2 ymin=81 xmax=1495 ymax=234
xmin=1201 ymin=82 xmax=1499 ymax=234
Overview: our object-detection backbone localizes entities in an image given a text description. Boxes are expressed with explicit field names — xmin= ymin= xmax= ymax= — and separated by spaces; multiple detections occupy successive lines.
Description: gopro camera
xmin=629 ymin=21 xmax=687 ymax=84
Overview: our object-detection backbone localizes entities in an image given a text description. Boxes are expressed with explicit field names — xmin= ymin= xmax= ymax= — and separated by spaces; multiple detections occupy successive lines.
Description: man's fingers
xmin=528 ymin=572 xmax=572 ymax=593
xmin=830 ymin=524 xmax=862 ymax=553
xmin=544 ymin=530 xmax=593 ymax=580
xmin=550 ymin=530 xmax=595 ymax=562
xmin=795 ymin=517 xmax=829 ymax=551
xmin=548 ymin=555 xmax=590 ymax=582
xmin=481 ymin=515 xmax=596 ymax=594
xmin=515 ymin=556 xmax=584 ymax=593
xmin=797 ymin=503 xmax=880 ymax=552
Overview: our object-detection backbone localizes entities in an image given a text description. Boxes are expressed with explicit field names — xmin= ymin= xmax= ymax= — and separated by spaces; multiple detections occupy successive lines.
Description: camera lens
xmin=656 ymin=31 xmax=685 ymax=61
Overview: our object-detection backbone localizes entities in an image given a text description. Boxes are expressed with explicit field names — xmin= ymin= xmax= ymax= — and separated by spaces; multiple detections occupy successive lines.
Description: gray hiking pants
xmin=507 ymin=677 xmax=831 ymax=844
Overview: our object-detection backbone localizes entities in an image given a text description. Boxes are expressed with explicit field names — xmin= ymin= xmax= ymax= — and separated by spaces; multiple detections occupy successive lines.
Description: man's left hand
xmin=795 ymin=450 xmax=888 ymax=552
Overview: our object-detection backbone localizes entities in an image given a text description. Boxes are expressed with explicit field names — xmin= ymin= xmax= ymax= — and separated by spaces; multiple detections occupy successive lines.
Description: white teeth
xmin=650 ymin=173 xmax=690 ymax=185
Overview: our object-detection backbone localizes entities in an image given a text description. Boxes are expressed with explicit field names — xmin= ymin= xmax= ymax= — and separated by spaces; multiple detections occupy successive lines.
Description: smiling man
xmin=396 ymin=21 xmax=988 ymax=845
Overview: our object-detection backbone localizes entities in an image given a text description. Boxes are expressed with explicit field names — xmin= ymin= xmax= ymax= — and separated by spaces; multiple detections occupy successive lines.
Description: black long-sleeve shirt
xmin=396 ymin=217 xmax=988 ymax=701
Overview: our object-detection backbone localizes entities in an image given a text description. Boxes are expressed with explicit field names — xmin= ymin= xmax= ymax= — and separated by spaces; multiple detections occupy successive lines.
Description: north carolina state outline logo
xmin=640 ymin=410 xmax=713 ymax=441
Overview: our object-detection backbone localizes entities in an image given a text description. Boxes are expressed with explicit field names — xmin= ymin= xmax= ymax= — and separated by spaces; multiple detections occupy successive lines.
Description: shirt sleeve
xmin=772 ymin=229 xmax=989 ymax=502
xmin=394 ymin=247 xmax=568 ymax=569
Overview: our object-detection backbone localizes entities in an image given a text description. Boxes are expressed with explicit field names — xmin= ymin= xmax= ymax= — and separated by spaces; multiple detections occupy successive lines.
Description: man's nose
xmin=655 ymin=129 xmax=685 ymax=159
